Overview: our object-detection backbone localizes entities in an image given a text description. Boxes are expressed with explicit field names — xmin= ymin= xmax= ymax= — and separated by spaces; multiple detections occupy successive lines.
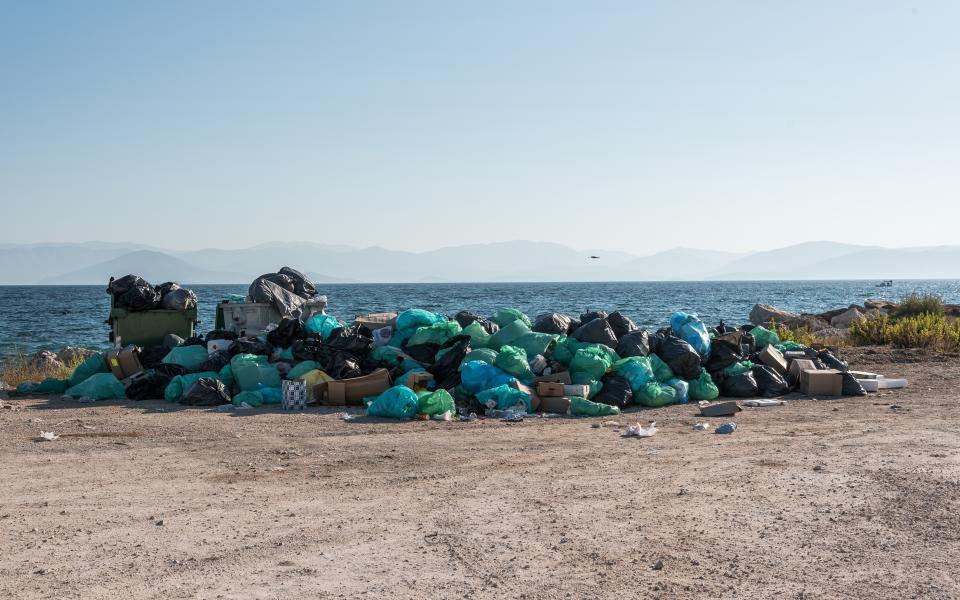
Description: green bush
xmin=850 ymin=312 xmax=960 ymax=351
xmin=896 ymin=293 xmax=945 ymax=318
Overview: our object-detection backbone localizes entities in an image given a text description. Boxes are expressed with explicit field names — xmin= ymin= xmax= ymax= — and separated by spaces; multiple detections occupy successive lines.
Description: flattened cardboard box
xmin=536 ymin=381 xmax=565 ymax=397
xmin=800 ymin=369 xmax=842 ymax=396
xmin=321 ymin=368 xmax=391 ymax=406
xmin=533 ymin=371 xmax=572 ymax=385
xmin=538 ymin=396 xmax=571 ymax=414
xmin=758 ymin=345 xmax=788 ymax=376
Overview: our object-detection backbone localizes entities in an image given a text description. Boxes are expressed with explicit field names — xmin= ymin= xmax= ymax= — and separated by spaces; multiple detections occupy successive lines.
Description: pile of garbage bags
xmin=248 ymin=267 xmax=318 ymax=317
xmin=25 ymin=304 xmax=865 ymax=415
xmin=107 ymin=275 xmax=197 ymax=312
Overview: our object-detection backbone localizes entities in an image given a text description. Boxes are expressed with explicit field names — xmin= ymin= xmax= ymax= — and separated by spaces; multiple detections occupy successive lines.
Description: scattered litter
xmin=698 ymin=401 xmax=742 ymax=417
xmin=693 ymin=422 xmax=710 ymax=431
xmin=877 ymin=377 xmax=908 ymax=390
xmin=715 ymin=422 xmax=737 ymax=435
xmin=343 ymin=414 xmax=357 ymax=421
xmin=742 ymin=399 xmax=786 ymax=407
xmin=431 ymin=411 xmax=452 ymax=421
xmin=623 ymin=422 xmax=657 ymax=438
xmin=38 ymin=431 xmax=60 ymax=441
xmin=603 ymin=421 xmax=621 ymax=428
xmin=458 ymin=412 xmax=478 ymax=422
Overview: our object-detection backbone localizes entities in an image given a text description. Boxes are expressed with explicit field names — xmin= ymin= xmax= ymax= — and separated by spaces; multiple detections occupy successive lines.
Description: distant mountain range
xmin=0 ymin=240 xmax=957 ymax=285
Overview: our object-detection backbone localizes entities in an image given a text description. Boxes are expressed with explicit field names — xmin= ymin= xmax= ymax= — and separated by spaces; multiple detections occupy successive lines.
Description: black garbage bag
xmin=841 ymin=372 xmax=867 ymax=396
xmin=428 ymin=335 xmax=471 ymax=390
xmin=607 ymin=311 xmax=638 ymax=339
xmin=715 ymin=321 xmax=737 ymax=335
xmin=267 ymin=317 xmax=305 ymax=348
xmin=615 ymin=329 xmax=651 ymax=358
xmin=328 ymin=352 xmax=362 ymax=379
xmin=533 ymin=312 xmax=574 ymax=335
xmin=404 ymin=343 xmax=440 ymax=365
xmin=230 ymin=338 xmax=274 ymax=357
xmin=720 ymin=371 xmax=759 ymax=397
xmin=139 ymin=345 xmax=170 ymax=369
xmin=704 ymin=339 xmax=743 ymax=374
xmin=125 ymin=363 xmax=187 ymax=400
xmin=160 ymin=288 xmax=197 ymax=311
xmin=249 ymin=276 xmax=306 ymax=317
xmin=201 ymin=350 xmax=232 ymax=373
xmin=593 ymin=374 xmax=634 ymax=408
xmin=181 ymin=336 xmax=206 ymax=347
xmin=180 ymin=377 xmax=231 ymax=406
xmin=752 ymin=365 xmax=790 ymax=397
xmin=118 ymin=284 xmax=161 ymax=312
xmin=454 ymin=311 xmax=498 ymax=333
xmin=326 ymin=325 xmax=374 ymax=356
xmin=278 ymin=266 xmax=317 ymax=299
xmin=579 ymin=311 xmax=608 ymax=325
xmin=818 ymin=350 xmax=848 ymax=372
xmin=107 ymin=274 xmax=152 ymax=302
xmin=206 ymin=329 xmax=238 ymax=343
xmin=291 ymin=338 xmax=336 ymax=365
xmin=572 ymin=317 xmax=618 ymax=348
xmin=651 ymin=333 xmax=702 ymax=380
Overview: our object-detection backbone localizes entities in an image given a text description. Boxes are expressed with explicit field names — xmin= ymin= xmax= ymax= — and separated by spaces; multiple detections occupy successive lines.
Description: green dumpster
xmin=109 ymin=307 xmax=198 ymax=347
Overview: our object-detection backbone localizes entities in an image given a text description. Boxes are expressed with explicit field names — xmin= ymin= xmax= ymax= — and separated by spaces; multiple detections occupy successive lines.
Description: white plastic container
xmin=877 ymin=378 xmax=907 ymax=390
xmin=857 ymin=379 xmax=880 ymax=392
xmin=207 ymin=339 xmax=233 ymax=355
xmin=220 ymin=302 xmax=281 ymax=336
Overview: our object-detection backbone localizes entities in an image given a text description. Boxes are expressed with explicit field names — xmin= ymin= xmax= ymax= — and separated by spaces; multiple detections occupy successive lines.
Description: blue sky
xmin=1 ymin=1 xmax=957 ymax=253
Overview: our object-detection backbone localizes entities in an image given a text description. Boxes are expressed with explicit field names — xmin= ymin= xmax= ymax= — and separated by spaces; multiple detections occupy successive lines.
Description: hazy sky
xmin=1 ymin=2 xmax=957 ymax=254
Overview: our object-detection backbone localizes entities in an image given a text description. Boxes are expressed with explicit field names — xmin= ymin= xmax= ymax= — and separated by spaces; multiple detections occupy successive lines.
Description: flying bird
xmin=589 ymin=255 xmax=600 ymax=259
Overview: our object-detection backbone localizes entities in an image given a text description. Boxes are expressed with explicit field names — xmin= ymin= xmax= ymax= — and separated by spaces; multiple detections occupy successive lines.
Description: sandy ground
xmin=1 ymin=346 xmax=959 ymax=599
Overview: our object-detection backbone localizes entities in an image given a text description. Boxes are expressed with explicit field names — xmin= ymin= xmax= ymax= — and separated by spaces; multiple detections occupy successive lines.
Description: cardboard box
xmin=758 ymin=345 xmax=788 ymax=376
xmin=698 ymin=400 xmax=741 ymax=417
xmin=538 ymin=396 xmax=571 ymax=414
xmin=353 ymin=312 xmax=398 ymax=330
xmin=800 ymin=369 xmax=842 ymax=396
xmin=106 ymin=345 xmax=143 ymax=380
xmin=536 ymin=381 xmax=565 ymax=397
xmin=402 ymin=371 xmax=434 ymax=389
xmin=563 ymin=384 xmax=591 ymax=398
xmin=788 ymin=359 xmax=818 ymax=380
xmin=322 ymin=368 xmax=391 ymax=406
xmin=508 ymin=380 xmax=540 ymax=411
xmin=533 ymin=371 xmax=572 ymax=385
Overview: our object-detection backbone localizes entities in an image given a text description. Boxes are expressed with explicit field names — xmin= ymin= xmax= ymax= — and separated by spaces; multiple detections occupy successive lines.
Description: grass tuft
xmin=0 ymin=351 xmax=83 ymax=387
xmin=895 ymin=292 xmax=945 ymax=318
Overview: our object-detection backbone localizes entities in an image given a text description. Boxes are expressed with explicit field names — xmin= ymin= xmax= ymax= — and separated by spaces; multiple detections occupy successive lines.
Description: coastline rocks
xmin=830 ymin=307 xmax=866 ymax=328
xmin=749 ymin=304 xmax=799 ymax=327
xmin=28 ymin=351 xmax=65 ymax=372
xmin=57 ymin=346 xmax=98 ymax=366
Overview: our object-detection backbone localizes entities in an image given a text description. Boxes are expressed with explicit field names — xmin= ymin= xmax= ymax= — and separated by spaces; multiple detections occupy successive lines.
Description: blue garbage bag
xmin=366 ymin=385 xmax=419 ymax=419
xmin=460 ymin=361 xmax=516 ymax=394
xmin=665 ymin=377 xmax=690 ymax=404
xmin=396 ymin=309 xmax=446 ymax=331
xmin=670 ymin=311 xmax=711 ymax=358
xmin=304 ymin=314 xmax=343 ymax=339
xmin=476 ymin=384 xmax=532 ymax=412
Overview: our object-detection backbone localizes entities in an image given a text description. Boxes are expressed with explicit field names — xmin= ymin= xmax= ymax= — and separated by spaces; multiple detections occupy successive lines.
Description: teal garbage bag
xmin=260 ymin=387 xmax=282 ymax=404
xmin=613 ymin=356 xmax=656 ymax=393
xmin=34 ymin=378 xmax=69 ymax=394
xmin=68 ymin=353 xmax=107 ymax=387
xmin=665 ymin=377 xmax=689 ymax=404
xmin=649 ymin=354 xmax=674 ymax=382
xmin=304 ymin=314 xmax=343 ymax=339
xmin=494 ymin=346 xmax=534 ymax=382
xmin=635 ymin=382 xmax=677 ymax=407
xmin=671 ymin=311 xmax=712 ymax=357
xmin=416 ymin=389 xmax=455 ymax=416
xmin=230 ymin=354 xmax=281 ymax=392
xmin=687 ymin=368 xmax=720 ymax=401
xmin=366 ymin=385 xmax=419 ymax=419
xmin=162 ymin=346 xmax=208 ymax=372
xmin=164 ymin=371 xmax=220 ymax=402
xmin=370 ymin=346 xmax=405 ymax=367
xmin=461 ymin=321 xmax=492 ymax=348
xmin=232 ymin=390 xmax=264 ymax=407
xmin=550 ymin=336 xmax=585 ymax=366
xmin=460 ymin=361 xmax=516 ymax=394
xmin=65 ymin=373 xmax=125 ymax=400
xmin=571 ymin=346 xmax=615 ymax=381
xmin=460 ymin=348 xmax=498 ymax=367
xmin=723 ymin=360 xmax=754 ymax=377
xmin=408 ymin=321 xmax=462 ymax=346
xmin=287 ymin=361 xmax=322 ymax=380
xmin=396 ymin=309 xmax=445 ymax=331
xmin=218 ymin=364 xmax=235 ymax=389
xmin=570 ymin=396 xmax=621 ymax=417
xmin=487 ymin=320 xmax=531 ymax=350
xmin=476 ymin=384 xmax=532 ymax=412
xmin=513 ymin=332 xmax=558 ymax=358
xmin=491 ymin=309 xmax=532 ymax=329
xmin=16 ymin=381 xmax=37 ymax=394
xmin=750 ymin=326 xmax=781 ymax=349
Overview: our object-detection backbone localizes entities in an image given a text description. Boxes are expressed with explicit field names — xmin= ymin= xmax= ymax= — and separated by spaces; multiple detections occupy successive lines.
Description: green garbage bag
xmin=649 ymin=354 xmax=674 ymax=382
xmin=371 ymin=346 xmax=405 ymax=367
xmin=687 ymin=368 xmax=720 ymax=401
xmin=476 ymin=384 xmax=532 ymax=412
xmin=387 ymin=326 xmax=416 ymax=349
xmin=569 ymin=373 xmax=602 ymax=398
xmin=65 ymin=373 xmax=125 ymax=400
xmin=396 ymin=309 xmax=445 ymax=331
xmin=304 ymin=314 xmax=343 ymax=339
xmin=635 ymin=382 xmax=677 ymax=407
xmin=232 ymin=390 xmax=264 ymax=407
xmin=513 ymin=332 xmax=557 ymax=358
xmin=750 ymin=326 xmax=781 ymax=349
xmin=164 ymin=372 xmax=220 ymax=402
xmin=775 ymin=341 xmax=806 ymax=352
xmin=723 ymin=360 xmax=754 ymax=377
xmin=613 ymin=356 xmax=655 ymax=393
xmin=570 ymin=346 xmax=614 ymax=380
xmin=277 ymin=347 xmax=295 ymax=361
xmin=461 ymin=321 xmax=492 ymax=348
xmin=461 ymin=347 xmax=498 ymax=367
xmin=287 ymin=361 xmax=322 ymax=380
xmin=494 ymin=346 xmax=534 ymax=382
xmin=491 ymin=308 xmax=533 ymax=329
xmin=487 ymin=319 xmax=531 ymax=350
xmin=230 ymin=354 xmax=281 ymax=392
xmin=366 ymin=386 xmax=419 ymax=419
xmin=16 ymin=381 xmax=37 ymax=394
xmin=550 ymin=336 xmax=582 ymax=366
xmin=408 ymin=321 xmax=462 ymax=346
xmin=68 ymin=353 xmax=107 ymax=387
xmin=416 ymin=389 xmax=455 ymax=416
xmin=397 ymin=359 xmax=425 ymax=377
xmin=570 ymin=396 xmax=621 ymax=417
xmin=218 ymin=364 xmax=235 ymax=389
xmin=34 ymin=377 xmax=69 ymax=394
xmin=162 ymin=346 xmax=208 ymax=372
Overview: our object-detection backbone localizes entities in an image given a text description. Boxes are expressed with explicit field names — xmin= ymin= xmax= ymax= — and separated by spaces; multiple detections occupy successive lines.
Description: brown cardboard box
xmin=538 ymin=396 xmax=571 ymax=414
xmin=563 ymin=384 xmax=591 ymax=398
xmin=508 ymin=380 xmax=540 ymax=411
xmin=698 ymin=400 xmax=741 ymax=417
xmin=800 ymin=369 xmax=842 ymax=396
xmin=788 ymin=359 xmax=818 ymax=380
xmin=322 ymin=369 xmax=391 ymax=406
xmin=536 ymin=381 xmax=565 ymax=397
xmin=402 ymin=371 xmax=434 ymax=389
xmin=533 ymin=371 xmax=572 ymax=385
xmin=106 ymin=345 xmax=143 ymax=379
xmin=353 ymin=312 xmax=398 ymax=329
xmin=758 ymin=345 xmax=788 ymax=376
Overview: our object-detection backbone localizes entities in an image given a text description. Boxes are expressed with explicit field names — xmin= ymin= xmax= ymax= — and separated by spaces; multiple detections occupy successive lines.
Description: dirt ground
xmin=1 ymin=346 xmax=959 ymax=599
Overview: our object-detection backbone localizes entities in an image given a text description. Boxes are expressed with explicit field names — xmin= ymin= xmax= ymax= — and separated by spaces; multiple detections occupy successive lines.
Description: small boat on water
xmin=876 ymin=280 xmax=893 ymax=288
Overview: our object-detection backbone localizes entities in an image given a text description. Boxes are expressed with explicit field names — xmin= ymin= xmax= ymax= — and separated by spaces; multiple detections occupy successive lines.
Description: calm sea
xmin=1 ymin=280 xmax=957 ymax=358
